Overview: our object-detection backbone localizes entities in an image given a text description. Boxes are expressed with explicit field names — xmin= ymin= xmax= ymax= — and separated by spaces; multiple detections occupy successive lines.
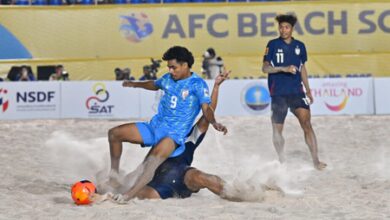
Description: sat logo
xmin=85 ymin=83 xmax=114 ymax=114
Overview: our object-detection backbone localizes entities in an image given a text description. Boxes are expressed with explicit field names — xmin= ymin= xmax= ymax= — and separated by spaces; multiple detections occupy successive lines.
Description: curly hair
xmin=275 ymin=14 xmax=297 ymax=27
xmin=162 ymin=46 xmax=194 ymax=68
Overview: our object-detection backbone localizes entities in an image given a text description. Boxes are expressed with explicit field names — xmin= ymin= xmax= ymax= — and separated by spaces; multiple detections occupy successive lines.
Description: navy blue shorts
xmin=147 ymin=162 xmax=195 ymax=199
xmin=271 ymin=95 xmax=310 ymax=124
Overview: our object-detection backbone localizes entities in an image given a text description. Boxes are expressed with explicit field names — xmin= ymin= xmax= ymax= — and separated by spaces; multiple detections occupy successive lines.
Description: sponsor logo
xmin=86 ymin=83 xmax=114 ymax=115
xmin=311 ymin=82 xmax=362 ymax=112
xmin=241 ymin=82 xmax=271 ymax=114
xmin=15 ymin=90 xmax=57 ymax=112
xmin=0 ymin=88 xmax=9 ymax=112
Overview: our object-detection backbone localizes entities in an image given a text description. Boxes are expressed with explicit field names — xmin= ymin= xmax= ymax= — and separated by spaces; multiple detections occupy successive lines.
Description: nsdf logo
xmin=241 ymin=82 xmax=271 ymax=114
xmin=86 ymin=83 xmax=114 ymax=115
xmin=16 ymin=91 xmax=55 ymax=103
xmin=0 ymin=88 xmax=9 ymax=112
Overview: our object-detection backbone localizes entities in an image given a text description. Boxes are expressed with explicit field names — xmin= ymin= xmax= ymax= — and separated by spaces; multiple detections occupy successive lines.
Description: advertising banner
xmin=0 ymin=78 xmax=381 ymax=120
xmin=1 ymin=2 xmax=390 ymax=79
xmin=61 ymin=81 xmax=140 ymax=119
xmin=1 ymin=2 xmax=390 ymax=59
xmin=374 ymin=78 xmax=390 ymax=115
xmin=214 ymin=79 xmax=271 ymax=116
xmin=0 ymin=82 xmax=61 ymax=120
xmin=309 ymin=78 xmax=374 ymax=115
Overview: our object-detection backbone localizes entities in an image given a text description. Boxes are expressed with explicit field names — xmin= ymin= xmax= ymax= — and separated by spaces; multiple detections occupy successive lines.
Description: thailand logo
xmin=241 ymin=83 xmax=271 ymax=114
xmin=311 ymin=82 xmax=362 ymax=112
xmin=119 ymin=12 xmax=153 ymax=43
xmin=0 ymin=88 xmax=9 ymax=112
xmin=85 ymin=83 xmax=114 ymax=114
xmin=325 ymin=95 xmax=349 ymax=111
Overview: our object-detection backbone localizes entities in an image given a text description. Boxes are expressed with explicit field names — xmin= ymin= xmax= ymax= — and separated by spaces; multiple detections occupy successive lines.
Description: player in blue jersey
xmin=104 ymin=46 xmax=228 ymax=202
xmin=262 ymin=14 xmax=326 ymax=170
xmin=92 ymin=71 xmax=240 ymax=203
xmin=133 ymin=70 xmax=236 ymax=201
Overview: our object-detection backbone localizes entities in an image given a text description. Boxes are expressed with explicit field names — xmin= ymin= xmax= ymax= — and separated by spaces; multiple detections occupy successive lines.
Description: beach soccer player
xmin=104 ymin=46 xmax=228 ymax=202
xmin=262 ymin=14 xmax=326 ymax=170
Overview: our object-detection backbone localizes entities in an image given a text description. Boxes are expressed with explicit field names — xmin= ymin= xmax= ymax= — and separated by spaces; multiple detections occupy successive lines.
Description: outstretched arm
xmin=197 ymin=70 xmax=230 ymax=133
xmin=262 ymin=61 xmax=297 ymax=75
xmin=122 ymin=80 xmax=159 ymax=91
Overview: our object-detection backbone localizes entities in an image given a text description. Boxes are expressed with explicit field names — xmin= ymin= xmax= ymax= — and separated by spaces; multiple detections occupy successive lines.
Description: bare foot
xmin=90 ymin=193 xmax=110 ymax=204
xmin=278 ymin=153 xmax=285 ymax=164
xmin=96 ymin=171 xmax=122 ymax=194
xmin=315 ymin=161 xmax=327 ymax=170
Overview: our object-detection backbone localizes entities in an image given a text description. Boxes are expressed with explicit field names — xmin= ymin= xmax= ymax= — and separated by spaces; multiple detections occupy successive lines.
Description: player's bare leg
xmin=294 ymin=108 xmax=327 ymax=170
xmin=135 ymin=186 xmax=161 ymax=199
xmin=184 ymin=169 xmax=224 ymax=195
xmin=119 ymin=137 xmax=176 ymax=200
xmin=272 ymin=123 xmax=285 ymax=163
xmin=184 ymin=168 xmax=243 ymax=202
xmin=104 ymin=123 xmax=143 ymax=190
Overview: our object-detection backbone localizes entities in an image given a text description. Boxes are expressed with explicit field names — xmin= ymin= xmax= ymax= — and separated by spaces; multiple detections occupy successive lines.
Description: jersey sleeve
xmin=193 ymin=79 xmax=211 ymax=105
xmin=301 ymin=43 xmax=308 ymax=64
xmin=154 ymin=73 xmax=168 ymax=89
xmin=263 ymin=41 xmax=274 ymax=63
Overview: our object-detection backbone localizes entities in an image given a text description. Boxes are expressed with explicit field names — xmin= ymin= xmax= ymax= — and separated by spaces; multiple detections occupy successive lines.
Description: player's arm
xmin=201 ymin=103 xmax=227 ymax=135
xmin=122 ymin=80 xmax=159 ymax=91
xmin=197 ymin=71 xmax=230 ymax=133
xmin=300 ymin=64 xmax=314 ymax=103
xmin=262 ymin=61 xmax=297 ymax=75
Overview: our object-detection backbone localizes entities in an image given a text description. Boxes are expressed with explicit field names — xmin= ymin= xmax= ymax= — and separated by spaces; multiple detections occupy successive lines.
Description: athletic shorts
xmin=136 ymin=122 xmax=185 ymax=158
xmin=147 ymin=162 xmax=197 ymax=199
xmin=271 ymin=95 xmax=310 ymax=124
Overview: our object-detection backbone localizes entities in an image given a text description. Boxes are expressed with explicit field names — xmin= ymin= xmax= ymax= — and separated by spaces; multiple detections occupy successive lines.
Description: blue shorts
xmin=147 ymin=161 xmax=196 ymax=199
xmin=271 ymin=95 xmax=310 ymax=124
xmin=136 ymin=122 xmax=185 ymax=158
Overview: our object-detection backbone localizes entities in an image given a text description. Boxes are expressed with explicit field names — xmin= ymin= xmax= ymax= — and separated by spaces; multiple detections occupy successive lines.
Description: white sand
xmin=1 ymin=116 xmax=389 ymax=220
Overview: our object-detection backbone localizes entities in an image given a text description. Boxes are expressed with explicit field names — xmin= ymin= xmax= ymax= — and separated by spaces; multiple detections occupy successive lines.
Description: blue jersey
xmin=263 ymin=37 xmax=307 ymax=97
xmin=151 ymin=72 xmax=211 ymax=145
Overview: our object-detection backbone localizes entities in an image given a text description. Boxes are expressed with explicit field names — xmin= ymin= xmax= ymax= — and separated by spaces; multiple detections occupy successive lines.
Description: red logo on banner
xmin=0 ymin=88 xmax=9 ymax=112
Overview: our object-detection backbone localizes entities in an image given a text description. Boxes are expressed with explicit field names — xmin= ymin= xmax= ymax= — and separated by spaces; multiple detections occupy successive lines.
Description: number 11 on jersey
xmin=276 ymin=52 xmax=284 ymax=63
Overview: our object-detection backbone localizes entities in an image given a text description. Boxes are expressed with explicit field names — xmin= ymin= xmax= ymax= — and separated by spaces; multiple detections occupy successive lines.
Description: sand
xmin=0 ymin=116 xmax=389 ymax=220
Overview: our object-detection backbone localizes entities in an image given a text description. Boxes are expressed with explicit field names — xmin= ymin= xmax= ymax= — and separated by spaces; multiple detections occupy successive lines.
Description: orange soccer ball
xmin=71 ymin=180 xmax=97 ymax=205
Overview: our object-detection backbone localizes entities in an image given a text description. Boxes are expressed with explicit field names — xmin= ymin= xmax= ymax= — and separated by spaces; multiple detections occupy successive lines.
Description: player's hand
xmin=212 ymin=122 xmax=228 ymax=135
xmin=215 ymin=70 xmax=231 ymax=86
xmin=109 ymin=193 xmax=130 ymax=204
xmin=122 ymin=80 xmax=134 ymax=87
xmin=286 ymin=65 xmax=297 ymax=74
xmin=306 ymin=91 xmax=314 ymax=104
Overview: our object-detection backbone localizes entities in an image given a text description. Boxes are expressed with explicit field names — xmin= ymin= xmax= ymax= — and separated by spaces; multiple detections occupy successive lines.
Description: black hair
xmin=206 ymin=48 xmax=216 ymax=57
xmin=56 ymin=65 xmax=63 ymax=69
xmin=275 ymin=14 xmax=297 ymax=27
xmin=162 ymin=46 xmax=194 ymax=68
